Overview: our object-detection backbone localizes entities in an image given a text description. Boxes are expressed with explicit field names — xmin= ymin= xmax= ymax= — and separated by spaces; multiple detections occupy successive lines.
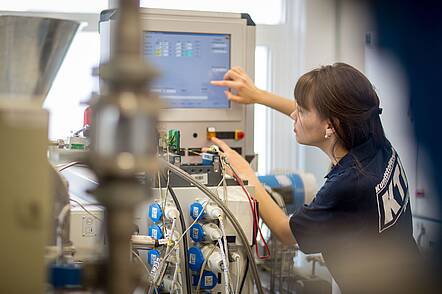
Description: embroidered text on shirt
xmin=375 ymin=149 xmax=410 ymax=233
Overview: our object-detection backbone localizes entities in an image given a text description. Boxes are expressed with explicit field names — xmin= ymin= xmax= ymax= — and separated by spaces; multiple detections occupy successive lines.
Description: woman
xmin=211 ymin=63 xmax=423 ymax=293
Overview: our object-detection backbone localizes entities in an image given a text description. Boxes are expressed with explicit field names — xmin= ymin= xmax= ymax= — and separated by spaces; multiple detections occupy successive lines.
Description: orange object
xmin=207 ymin=127 xmax=216 ymax=140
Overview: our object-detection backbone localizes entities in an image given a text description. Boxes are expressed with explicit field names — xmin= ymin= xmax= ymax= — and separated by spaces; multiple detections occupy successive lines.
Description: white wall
xmin=335 ymin=0 xmax=372 ymax=71
xmin=300 ymin=0 xmax=338 ymax=185
xmin=303 ymin=0 xmax=337 ymax=71
xmin=296 ymin=0 xmax=375 ymax=186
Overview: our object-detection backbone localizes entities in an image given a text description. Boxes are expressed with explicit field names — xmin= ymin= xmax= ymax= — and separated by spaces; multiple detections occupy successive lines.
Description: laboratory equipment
xmin=100 ymin=8 xmax=256 ymax=161
xmin=0 ymin=15 xmax=79 ymax=293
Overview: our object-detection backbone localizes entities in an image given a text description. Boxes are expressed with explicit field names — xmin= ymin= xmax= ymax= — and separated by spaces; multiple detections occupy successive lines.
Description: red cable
xmin=253 ymin=198 xmax=271 ymax=259
xmin=233 ymin=173 xmax=271 ymax=259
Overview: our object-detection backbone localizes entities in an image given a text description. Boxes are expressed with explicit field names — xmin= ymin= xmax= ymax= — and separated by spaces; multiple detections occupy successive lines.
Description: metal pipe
xmin=115 ymin=0 xmax=141 ymax=57
xmin=106 ymin=207 xmax=135 ymax=294
xmin=92 ymin=181 xmax=148 ymax=294
xmin=88 ymin=1 xmax=158 ymax=293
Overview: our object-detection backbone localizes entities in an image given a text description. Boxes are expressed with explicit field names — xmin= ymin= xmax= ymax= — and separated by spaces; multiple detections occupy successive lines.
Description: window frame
xmin=254 ymin=0 xmax=305 ymax=174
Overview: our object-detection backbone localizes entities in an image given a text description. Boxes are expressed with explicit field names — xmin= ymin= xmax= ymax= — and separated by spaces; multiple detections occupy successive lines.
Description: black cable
xmin=165 ymin=177 xmax=192 ymax=294
xmin=239 ymin=257 xmax=249 ymax=293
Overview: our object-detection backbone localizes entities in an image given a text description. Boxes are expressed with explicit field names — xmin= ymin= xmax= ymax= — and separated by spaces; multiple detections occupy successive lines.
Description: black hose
xmin=165 ymin=178 xmax=192 ymax=294
xmin=239 ymin=257 xmax=249 ymax=293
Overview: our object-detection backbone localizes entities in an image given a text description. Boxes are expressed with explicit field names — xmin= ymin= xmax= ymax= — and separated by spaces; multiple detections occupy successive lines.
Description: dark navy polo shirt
xmin=289 ymin=138 xmax=422 ymax=293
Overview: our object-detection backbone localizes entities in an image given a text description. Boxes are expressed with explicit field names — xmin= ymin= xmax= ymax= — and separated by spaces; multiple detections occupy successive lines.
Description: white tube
xmin=56 ymin=204 xmax=70 ymax=261
xmin=219 ymin=217 xmax=232 ymax=290
xmin=169 ymin=218 xmax=177 ymax=241
xmin=171 ymin=248 xmax=180 ymax=292
xmin=218 ymin=239 xmax=230 ymax=294
xmin=57 ymin=204 xmax=71 ymax=225
xmin=131 ymin=235 xmax=156 ymax=246
xmin=232 ymin=253 xmax=241 ymax=294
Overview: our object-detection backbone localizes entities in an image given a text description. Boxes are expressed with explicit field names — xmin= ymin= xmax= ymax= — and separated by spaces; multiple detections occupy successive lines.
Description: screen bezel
xmin=135 ymin=15 xmax=246 ymax=122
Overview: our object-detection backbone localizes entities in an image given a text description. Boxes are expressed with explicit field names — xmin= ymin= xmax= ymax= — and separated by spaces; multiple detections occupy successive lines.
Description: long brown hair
xmin=294 ymin=62 xmax=388 ymax=151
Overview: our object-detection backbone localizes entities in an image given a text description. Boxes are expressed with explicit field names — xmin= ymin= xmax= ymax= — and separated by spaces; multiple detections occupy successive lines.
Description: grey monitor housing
xmin=100 ymin=8 xmax=256 ymax=159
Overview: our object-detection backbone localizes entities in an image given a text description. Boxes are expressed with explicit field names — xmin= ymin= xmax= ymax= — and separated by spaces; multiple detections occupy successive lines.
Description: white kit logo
xmin=375 ymin=149 xmax=409 ymax=233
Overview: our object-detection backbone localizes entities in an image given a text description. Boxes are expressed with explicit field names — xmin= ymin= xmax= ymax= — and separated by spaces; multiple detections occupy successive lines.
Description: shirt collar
xmin=325 ymin=137 xmax=378 ymax=179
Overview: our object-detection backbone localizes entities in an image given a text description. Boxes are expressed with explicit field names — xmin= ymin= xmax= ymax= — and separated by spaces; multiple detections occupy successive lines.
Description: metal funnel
xmin=0 ymin=15 xmax=79 ymax=104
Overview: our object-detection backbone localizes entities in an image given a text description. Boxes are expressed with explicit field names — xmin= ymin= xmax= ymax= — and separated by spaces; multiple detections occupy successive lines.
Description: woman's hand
xmin=211 ymin=138 xmax=295 ymax=245
xmin=211 ymin=66 xmax=262 ymax=105
xmin=210 ymin=137 xmax=256 ymax=182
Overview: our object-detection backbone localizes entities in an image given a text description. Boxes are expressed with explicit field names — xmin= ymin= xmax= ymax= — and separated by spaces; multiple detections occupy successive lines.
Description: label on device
xmin=191 ymin=173 xmax=208 ymax=185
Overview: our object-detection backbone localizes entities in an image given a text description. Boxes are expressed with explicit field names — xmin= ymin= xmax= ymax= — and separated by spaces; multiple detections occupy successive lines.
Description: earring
xmin=325 ymin=129 xmax=333 ymax=139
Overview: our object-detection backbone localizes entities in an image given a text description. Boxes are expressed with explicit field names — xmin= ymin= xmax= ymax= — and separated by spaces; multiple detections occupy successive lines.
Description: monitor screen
xmin=144 ymin=31 xmax=230 ymax=109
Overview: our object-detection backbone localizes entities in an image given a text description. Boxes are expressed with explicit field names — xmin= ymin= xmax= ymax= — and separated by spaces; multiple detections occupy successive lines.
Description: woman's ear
xmin=324 ymin=121 xmax=336 ymax=139
xmin=325 ymin=128 xmax=334 ymax=139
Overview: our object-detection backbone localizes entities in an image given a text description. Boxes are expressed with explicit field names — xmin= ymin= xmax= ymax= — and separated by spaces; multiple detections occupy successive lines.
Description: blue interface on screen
xmin=144 ymin=31 xmax=231 ymax=109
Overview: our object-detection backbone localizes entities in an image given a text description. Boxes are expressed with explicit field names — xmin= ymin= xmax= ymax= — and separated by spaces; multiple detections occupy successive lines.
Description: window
xmin=254 ymin=46 xmax=271 ymax=174
xmin=140 ymin=0 xmax=285 ymax=24
xmin=43 ymin=32 xmax=100 ymax=139
xmin=0 ymin=0 xmax=107 ymax=13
